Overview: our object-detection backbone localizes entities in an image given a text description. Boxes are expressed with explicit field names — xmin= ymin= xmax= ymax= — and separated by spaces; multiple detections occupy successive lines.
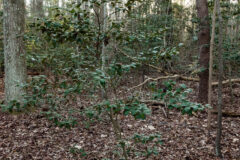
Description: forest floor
xmin=0 ymin=76 xmax=239 ymax=160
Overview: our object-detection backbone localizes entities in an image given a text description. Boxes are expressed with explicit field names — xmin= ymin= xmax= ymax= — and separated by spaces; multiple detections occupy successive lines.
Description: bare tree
xmin=196 ymin=0 xmax=210 ymax=103
xmin=3 ymin=0 xmax=27 ymax=104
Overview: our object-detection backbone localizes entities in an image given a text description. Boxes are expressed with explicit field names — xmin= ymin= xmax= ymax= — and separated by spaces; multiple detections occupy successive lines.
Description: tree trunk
xmin=208 ymin=0 xmax=217 ymax=135
xmin=31 ymin=0 xmax=43 ymax=18
xmin=0 ymin=0 xmax=2 ymax=10
xmin=93 ymin=3 xmax=102 ymax=60
xmin=101 ymin=2 xmax=108 ymax=101
xmin=101 ymin=2 xmax=107 ymax=70
xmin=36 ymin=0 xmax=44 ymax=18
xmin=3 ymin=0 xmax=27 ymax=104
xmin=215 ymin=0 xmax=223 ymax=157
xmin=31 ymin=0 xmax=36 ymax=17
xmin=61 ymin=0 xmax=65 ymax=8
xmin=196 ymin=0 xmax=210 ymax=103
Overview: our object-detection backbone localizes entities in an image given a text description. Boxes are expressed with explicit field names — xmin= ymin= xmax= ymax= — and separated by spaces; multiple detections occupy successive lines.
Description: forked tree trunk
xmin=3 ymin=0 xmax=27 ymax=104
xmin=196 ymin=0 xmax=210 ymax=103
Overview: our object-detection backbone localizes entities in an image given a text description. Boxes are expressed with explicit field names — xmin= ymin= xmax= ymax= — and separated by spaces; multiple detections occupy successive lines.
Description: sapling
xmin=92 ymin=63 xmax=159 ymax=160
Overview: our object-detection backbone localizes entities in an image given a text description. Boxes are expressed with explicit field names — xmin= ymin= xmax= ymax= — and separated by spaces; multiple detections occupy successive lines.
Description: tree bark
xmin=3 ymin=0 xmax=27 ymax=104
xmin=31 ymin=0 xmax=44 ymax=18
xmin=101 ymin=2 xmax=107 ymax=70
xmin=36 ymin=0 xmax=44 ymax=18
xmin=0 ymin=0 xmax=2 ymax=10
xmin=31 ymin=0 xmax=36 ymax=17
xmin=61 ymin=0 xmax=65 ymax=8
xmin=208 ymin=0 xmax=217 ymax=135
xmin=196 ymin=0 xmax=210 ymax=103
xmin=215 ymin=0 xmax=223 ymax=157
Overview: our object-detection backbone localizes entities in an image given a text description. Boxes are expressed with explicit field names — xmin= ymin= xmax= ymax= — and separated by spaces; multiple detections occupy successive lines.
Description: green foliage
xmin=152 ymin=80 xmax=205 ymax=115
xmin=123 ymin=100 xmax=151 ymax=120
xmin=3 ymin=0 xmax=238 ymax=158
xmin=42 ymin=111 xmax=78 ymax=129
xmin=132 ymin=133 xmax=162 ymax=158
xmin=70 ymin=146 xmax=87 ymax=157
xmin=1 ymin=100 xmax=22 ymax=113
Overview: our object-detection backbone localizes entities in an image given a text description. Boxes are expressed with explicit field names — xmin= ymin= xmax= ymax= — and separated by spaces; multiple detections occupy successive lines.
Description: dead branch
xmin=211 ymin=110 xmax=240 ymax=118
xmin=139 ymin=100 xmax=165 ymax=106
xmin=129 ymin=75 xmax=180 ymax=90
xmin=129 ymin=74 xmax=240 ymax=90
xmin=117 ymin=48 xmax=240 ymax=87
xmin=212 ymin=79 xmax=240 ymax=86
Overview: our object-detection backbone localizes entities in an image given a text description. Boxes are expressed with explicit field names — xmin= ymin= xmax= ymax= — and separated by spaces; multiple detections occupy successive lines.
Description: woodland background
xmin=0 ymin=0 xmax=239 ymax=159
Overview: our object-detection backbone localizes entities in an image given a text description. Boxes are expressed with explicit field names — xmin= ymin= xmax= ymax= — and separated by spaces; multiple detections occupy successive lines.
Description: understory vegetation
xmin=0 ymin=0 xmax=239 ymax=159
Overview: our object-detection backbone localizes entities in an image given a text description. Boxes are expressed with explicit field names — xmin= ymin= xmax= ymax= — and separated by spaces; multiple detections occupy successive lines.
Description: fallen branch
xmin=117 ymin=48 xmax=240 ymax=87
xmin=212 ymin=79 xmax=240 ymax=86
xmin=129 ymin=75 xmax=178 ymax=90
xmin=139 ymin=100 xmax=165 ymax=106
xmin=129 ymin=75 xmax=240 ymax=90
xmin=211 ymin=110 xmax=240 ymax=118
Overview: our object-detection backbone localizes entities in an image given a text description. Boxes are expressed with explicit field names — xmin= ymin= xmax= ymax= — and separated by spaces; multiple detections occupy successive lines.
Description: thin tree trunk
xmin=101 ymin=2 xmax=107 ymax=71
xmin=93 ymin=4 xmax=101 ymax=59
xmin=31 ymin=0 xmax=36 ymax=17
xmin=61 ymin=0 xmax=65 ymax=8
xmin=3 ymin=0 xmax=27 ymax=104
xmin=163 ymin=0 xmax=171 ymax=48
xmin=36 ymin=0 xmax=44 ymax=18
xmin=207 ymin=0 xmax=217 ymax=135
xmin=196 ymin=0 xmax=210 ymax=103
xmin=215 ymin=0 xmax=223 ymax=157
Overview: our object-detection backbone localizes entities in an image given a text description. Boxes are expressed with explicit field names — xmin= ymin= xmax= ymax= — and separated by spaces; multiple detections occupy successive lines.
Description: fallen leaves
xmin=0 ymin=80 xmax=239 ymax=159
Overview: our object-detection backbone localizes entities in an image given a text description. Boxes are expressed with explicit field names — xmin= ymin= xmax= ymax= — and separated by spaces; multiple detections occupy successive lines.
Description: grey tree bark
xmin=31 ymin=0 xmax=36 ymax=17
xmin=31 ymin=0 xmax=44 ymax=18
xmin=61 ymin=0 xmax=65 ymax=8
xmin=3 ymin=0 xmax=27 ymax=104
xmin=36 ymin=0 xmax=44 ymax=18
